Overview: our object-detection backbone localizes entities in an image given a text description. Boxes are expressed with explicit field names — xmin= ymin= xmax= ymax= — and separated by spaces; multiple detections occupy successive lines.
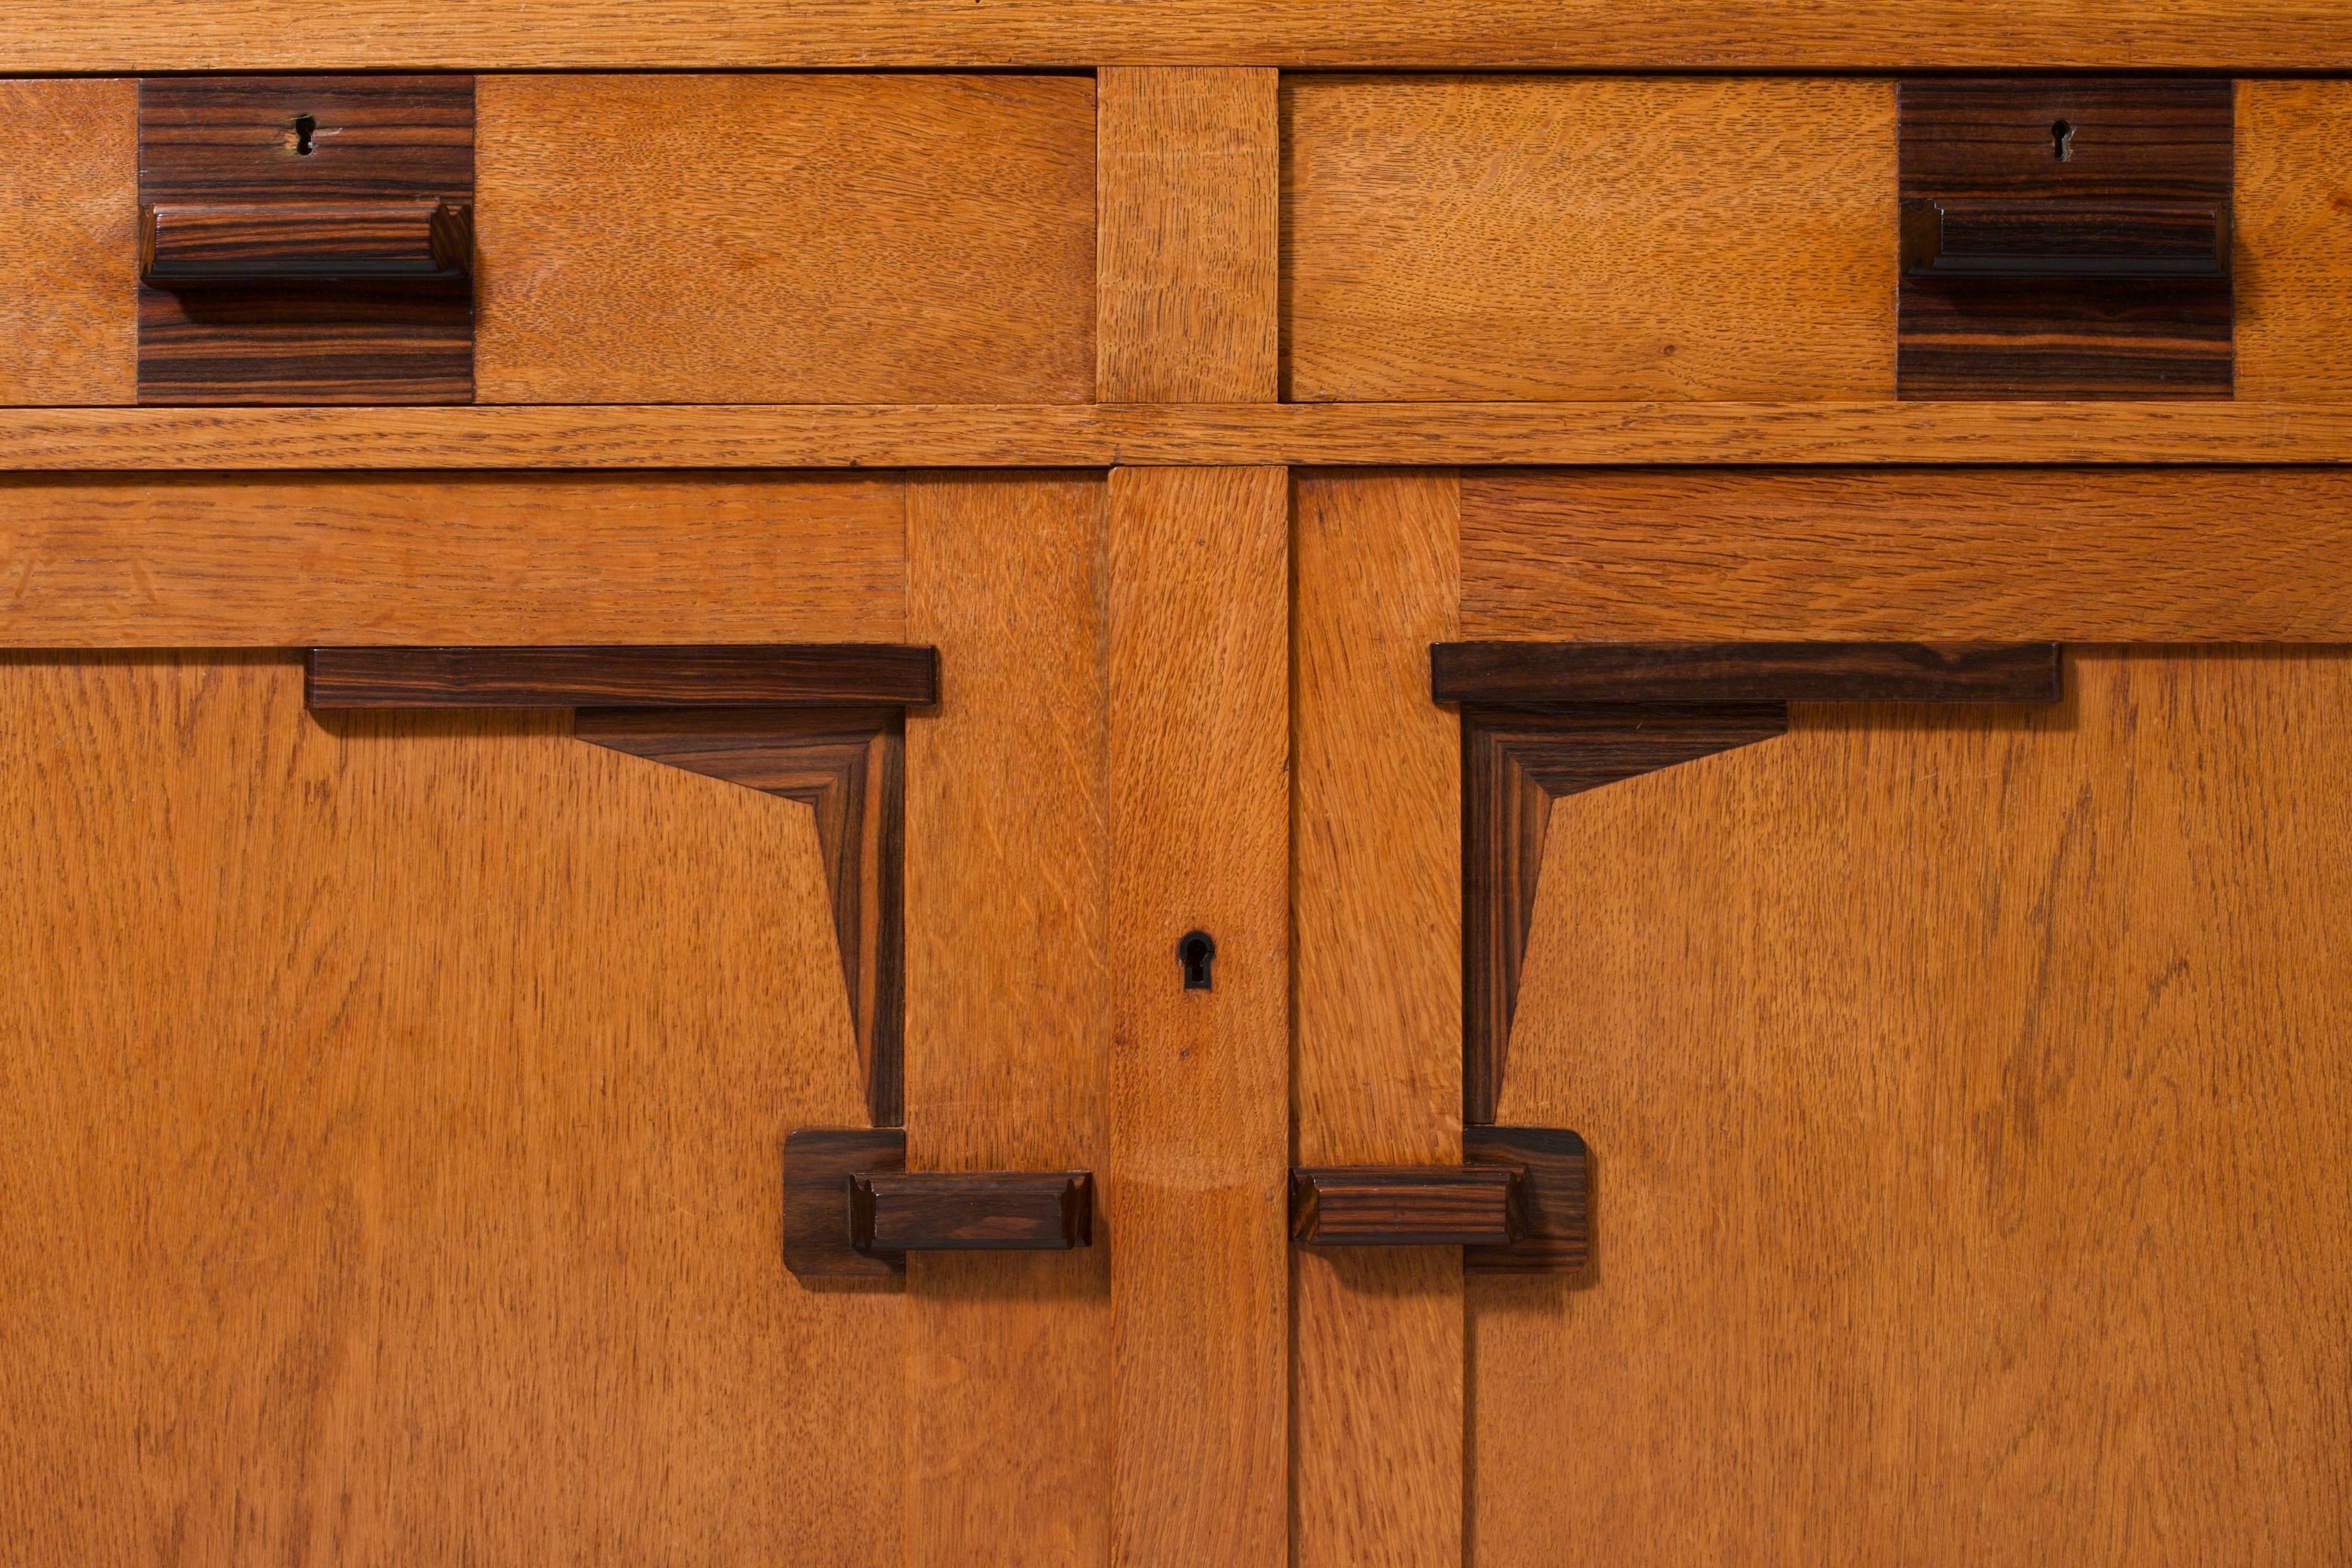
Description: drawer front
xmin=1285 ymin=76 xmax=2352 ymax=403
xmin=0 ymin=74 xmax=1095 ymax=406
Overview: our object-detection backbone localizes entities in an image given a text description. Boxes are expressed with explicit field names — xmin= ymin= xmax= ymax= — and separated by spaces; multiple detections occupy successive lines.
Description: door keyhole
xmin=292 ymin=114 xmax=317 ymax=156
xmin=1178 ymin=930 xmax=1216 ymax=992
xmin=2051 ymin=118 xmax=2075 ymax=161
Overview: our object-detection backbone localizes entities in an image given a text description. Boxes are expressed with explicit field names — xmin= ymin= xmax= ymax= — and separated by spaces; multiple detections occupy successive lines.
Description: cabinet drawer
xmin=1284 ymin=76 xmax=2352 ymax=403
xmin=0 ymin=74 xmax=1095 ymax=407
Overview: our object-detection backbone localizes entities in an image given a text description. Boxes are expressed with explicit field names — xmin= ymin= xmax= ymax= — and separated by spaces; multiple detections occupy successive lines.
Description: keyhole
xmin=1178 ymin=930 xmax=1216 ymax=992
xmin=2051 ymin=118 xmax=2075 ymax=162
xmin=292 ymin=114 xmax=317 ymax=156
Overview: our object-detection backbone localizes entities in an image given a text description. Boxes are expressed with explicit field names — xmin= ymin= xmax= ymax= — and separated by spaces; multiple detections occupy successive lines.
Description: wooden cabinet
xmin=2 ymin=29 xmax=2348 ymax=1566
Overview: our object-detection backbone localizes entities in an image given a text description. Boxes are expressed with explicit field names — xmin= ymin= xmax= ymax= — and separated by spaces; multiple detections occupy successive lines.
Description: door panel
xmin=0 ymin=652 xmax=900 ymax=1562
xmin=1473 ymin=647 xmax=2352 ymax=1562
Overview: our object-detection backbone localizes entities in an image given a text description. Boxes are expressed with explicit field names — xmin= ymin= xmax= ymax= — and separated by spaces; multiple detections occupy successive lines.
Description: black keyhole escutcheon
xmin=1178 ymin=931 xmax=1216 ymax=991
xmin=2051 ymin=118 xmax=2075 ymax=162
xmin=292 ymin=114 xmax=318 ymax=156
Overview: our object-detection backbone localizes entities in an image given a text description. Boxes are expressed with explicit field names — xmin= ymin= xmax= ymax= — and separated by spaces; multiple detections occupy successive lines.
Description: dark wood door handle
xmin=1901 ymin=198 xmax=2229 ymax=280
xmin=140 ymin=200 xmax=474 ymax=284
xmin=1289 ymin=1127 xmax=1589 ymax=1275
xmin=783 ymin=1128 xmax=1092 ymax=1280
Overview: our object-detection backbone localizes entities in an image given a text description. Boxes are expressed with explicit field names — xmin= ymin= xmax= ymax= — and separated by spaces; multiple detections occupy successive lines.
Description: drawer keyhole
xmin=1178 ymin=930 xmax=1216 ymax=992
xmin=292 ymin=114 xmax=317 ymax=156
xmin=2051 ymin=118 xmax=2075 ymax=162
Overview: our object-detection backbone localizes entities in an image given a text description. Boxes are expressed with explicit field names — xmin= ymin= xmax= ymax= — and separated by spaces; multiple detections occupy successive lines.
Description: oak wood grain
xmin=2237 ymin=81 xmax=2352 ymax=401
xmin=1097 ymin=68 xmax=1278 ymax=403
xmin=305 ymin=645 xmax=937 ymax=710
xmin=0 ymin=651 xmax=902 ymax=1564
xmin=475 ymin=76 xmax=1094 ymax=406
xmin=0 ymin=472 xmax=906 ymax=646
xmin=903 ymin=473 xmax=1112 ymax=1567
xmin=18 ymin=401 xmax=2352 ymax=470
xmin=1476 ymin=647 xmax=2352 ymax=1562
xmin=0 ymin=79 xmax=137 ymax=405
xmin=1290 ymin=1168 xmax=1523 ymax=1248
xmin=575 ymin=706 xmax=907 ymax=1126
xmin=1462 ymin=468 xmax=2352 ymax=641
xmin=1291 ymin=470 xmax=1466 ymax=1566
xmin=1285 ymin=77 xmax=1894 ymax=402
xmin=1108 ymin=466 xmax=1289 ymax=1564
xmin=1 ymin=2 xmax=2344 ymax=69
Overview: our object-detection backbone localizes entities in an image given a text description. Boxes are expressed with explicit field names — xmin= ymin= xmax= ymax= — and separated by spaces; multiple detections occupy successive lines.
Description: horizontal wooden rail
xmin=7 ymin=403 xmax=2352 ymax=471
xmin=0 ymin=1 xmax=2343 ymax=69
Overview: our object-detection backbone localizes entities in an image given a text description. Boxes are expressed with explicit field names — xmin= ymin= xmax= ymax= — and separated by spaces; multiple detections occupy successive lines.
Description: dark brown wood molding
xmin=1288 ymin=1127 xmax=1589 ymax=1274
xmin=577 ymin=707 xmax=906 ymax=1128
xmin=782 ymin=1127 xmax=907 ymax=1281
xmin=138 ymin=74 xmax=476 ymax=405
xmin=305 ymin=645 xmax=940 ymax=710
xmin=1438 ymin=641 xmax=2063 ymax=1124
xmin=1290 ymin=1165 xmax=1525 ymax=1248
xmin=782 ymin=1129 xmax=1094 ymax=1281
xmin=1432 ymin=641 xmax=2063 ymax=707
xmin=851 ymin=1172 xmax=1093 ymax=1253
xmin=1897 ymin=78 xmax=2233 ymax=400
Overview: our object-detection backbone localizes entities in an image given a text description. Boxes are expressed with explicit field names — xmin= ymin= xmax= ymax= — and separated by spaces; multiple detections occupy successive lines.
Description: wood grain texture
xmin=0 ymin=79 xmax=137 ymax=406
xmin=903 ymin=474 xmax=1112 ymax=1568
xmin=1461 ymin=467 xmax=2352 ymax=641
xmin=0 ymin=652 xmax=902 ymax=1564
xmin=1285 ymin=77 xmax=1894 ymax=402
xmin=306 ymin=645 xmax=937 ymax=710
xmin=21 ymin=401 xmax=2352 ymax=470
xmin=143 ymin=202 xmax=474 ymax=284
xmin=1462 ymin=1125 xmax=1590 ymax=1276
xmin=781 ymin=1126 xmax=907 ymax=1280
xmin=0 ymin=471 xmax=906 ymax=646
xmin=1897 ymin=79 xmax=2233 ymax=399
xmin=1108 ymin=466 xmax=1288 ymax=1564
xmin=1475 ymin=647 xmax=2352 ymax=1562
xmin=2237 ymin=81 xmax=2352 ymax=401
xmin=854 ymin=1173 xmax=1093 ymax=1252
xmin=1435 ymin=642 xmax=2062 ymax=706
xmin=475 ymin=76 xmax=1094 ymax=406
xmin=1097 ymin=68 xmax=1277 ymax=403
xmin=1290 ymin=1168 xmax=1522 ymax=1248
xmin=1290 ymin=470 xmax=1466 ymax=1567
xmin=575 ymin=706 xmax=907 ymax=1126
xmin=1464 ymin=705 xmax=1791 ymax=1125
xmin=4 ymin=2 xmax=2346 ymax=70
xmin=139 ymin=76 xmax=475 ymax=405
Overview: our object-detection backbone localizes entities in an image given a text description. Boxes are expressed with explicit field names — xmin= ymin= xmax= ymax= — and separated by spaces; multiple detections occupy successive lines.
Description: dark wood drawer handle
xmin=1289 ymin=1127 xmax=1589 ymax=1275
xmin=1901 ymin=198 xmax=2229 ymax=280
xmin=784 ymin=1129 xmax=1092 ymax=1280
xmin=140 ymin=200 xmax=474 ymax=285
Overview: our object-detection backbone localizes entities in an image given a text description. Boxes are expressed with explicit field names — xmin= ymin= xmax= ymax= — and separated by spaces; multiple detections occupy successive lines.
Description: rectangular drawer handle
xmin=1288 ymin=1128 xmax=1589 ymax=1275
xmin=851 ymin=1172 xmax=1094 ymax=1253
xmin=1901 ymin=198 xmax=2228 ymax=280
xmin=141 ymin=199 xmax=474 ymax=284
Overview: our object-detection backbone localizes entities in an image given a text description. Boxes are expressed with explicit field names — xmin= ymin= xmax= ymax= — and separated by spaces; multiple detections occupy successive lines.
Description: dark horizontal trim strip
xmin=851 ymin=1170 xmax=1093 ymax=1252
xmin=1432 ymin=641 xmax=2062 ymax=705
xmin=306 ymin=644 xmax=939 ymax=709
xmin=1290 ymin=1165 xmax=1525 ymax=1247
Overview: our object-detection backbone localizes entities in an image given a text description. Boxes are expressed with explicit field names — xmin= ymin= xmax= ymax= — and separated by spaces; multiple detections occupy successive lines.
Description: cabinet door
xmin=0 ymin=473 xmax=1120 ymax=1564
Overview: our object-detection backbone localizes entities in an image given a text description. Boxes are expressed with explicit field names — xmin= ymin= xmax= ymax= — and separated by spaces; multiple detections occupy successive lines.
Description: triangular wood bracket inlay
xmin=1463 ymin=703 xmax=1790 ymax=1126
xmin=575 ymin=706 xmax=906 ymax=1127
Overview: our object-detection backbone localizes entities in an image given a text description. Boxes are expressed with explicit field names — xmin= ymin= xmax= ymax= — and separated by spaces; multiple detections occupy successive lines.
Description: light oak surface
xmin=0 ymin=1 xmax=2343 ymax=69
xmin=476 ymin=76 xmax=1095 ymax=405
xmin=0 ymin=80 xmax=136 ymax=405
xmin=2238 ymin=81 xmax=2352 ymax=402
xmin=1477 ymin=648 xmax=2352 ymax=1562
xmin=1285 ymin=77 xmax=1894 ymax=402
xmin=0 ymin=652 xmax=900 ymax=1564
xmin=1108 ymin=466 xmax=1290 ymax=1564
xmin=0 ymin=472 xmax=906 ymax=646
xmin=1291 ymin=471 xmax=1466 ymax=1565
xmin=20 ymin=401 xmax=2352 ymax=471
xmin=904 ymin=474 xmax=1113 ymax=1565
xmin=1461 ymin=468 xmax=2352 ymax=641
xmin=1097 ymin=69 xmax=1279 ymax=403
